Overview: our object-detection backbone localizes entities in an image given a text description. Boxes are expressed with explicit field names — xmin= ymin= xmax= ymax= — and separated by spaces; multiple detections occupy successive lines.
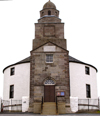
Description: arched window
xmin=55 ymin=12 xmax=57 ymax=16
xmin=44 ymin=79 xmax=55 ymax=85
xmin=48 ymin=10 xmax=51 ymax=15
xmin=42 ymin=12 xmax=44 ymax=15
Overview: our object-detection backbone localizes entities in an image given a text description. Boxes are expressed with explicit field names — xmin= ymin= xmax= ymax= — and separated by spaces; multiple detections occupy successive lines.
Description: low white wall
xmin=0 ymin=97 xmax=1 ymax=112
xmin=99 ymin=96 xmax=100 ymax=111
xmin=22 ymin=96 xmax=29 ymax=112
xmin=69 ymin=62 xmax=98 ymax=99
xmin=3 ymin=63 xmax=30 ymax=100
xmin=70 ymin=96 xmax=78 ymax=112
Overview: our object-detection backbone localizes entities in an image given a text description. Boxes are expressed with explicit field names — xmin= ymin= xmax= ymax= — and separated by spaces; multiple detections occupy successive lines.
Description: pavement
xmin=0 ymin=113 xmax=100 ymax=116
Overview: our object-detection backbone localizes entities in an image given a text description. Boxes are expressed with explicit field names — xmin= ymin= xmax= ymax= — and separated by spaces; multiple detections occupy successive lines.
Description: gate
xmin=10 ymin=100 xmax=22 ymax=112
xmin=78 ymin=99 xmax=99 ymax=111
xmin=1 ymin=100 xmax=10 ymax=112
xmin=1 ymin=100 xmax=22 ymax=112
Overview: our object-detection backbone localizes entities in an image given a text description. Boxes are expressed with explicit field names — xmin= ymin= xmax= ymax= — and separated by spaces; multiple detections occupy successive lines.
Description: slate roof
xmin=3 ymin=55 xmax=97 ymax=72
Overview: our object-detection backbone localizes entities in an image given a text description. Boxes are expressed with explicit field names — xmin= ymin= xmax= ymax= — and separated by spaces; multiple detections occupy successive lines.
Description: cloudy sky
xmin=0 ymin=0 xmax=100 ymax=98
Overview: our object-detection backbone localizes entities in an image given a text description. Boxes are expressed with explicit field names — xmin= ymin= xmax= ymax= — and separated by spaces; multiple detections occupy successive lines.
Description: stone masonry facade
xmin=29 ymin=1 xmax=70 ymax=113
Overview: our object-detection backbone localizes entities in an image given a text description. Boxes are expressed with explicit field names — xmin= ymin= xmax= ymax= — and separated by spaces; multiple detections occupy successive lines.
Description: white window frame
xmin=46 ymin=54 xmax=53 ymax=63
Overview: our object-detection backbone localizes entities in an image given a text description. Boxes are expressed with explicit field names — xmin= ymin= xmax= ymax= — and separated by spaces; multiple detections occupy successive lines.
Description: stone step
xmin=42 ymin=102 xmax=57 ymax=115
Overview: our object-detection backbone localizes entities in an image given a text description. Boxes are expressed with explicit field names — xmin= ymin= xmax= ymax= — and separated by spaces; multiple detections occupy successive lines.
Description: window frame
xmin=9 ymin=85 xmax=14 ymax=99
xmin=86 ymin=84 xmax=91 ymax=98
xmin=46 ymin=54 xmax=53 ymax=63
xmin=10 ymin=67 xmax=15 ymax=76
xmin=85 ymin=66 xmax=90 ymax=75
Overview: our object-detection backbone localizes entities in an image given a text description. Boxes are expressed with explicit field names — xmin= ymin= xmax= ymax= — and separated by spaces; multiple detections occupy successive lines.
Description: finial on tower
xmin=49 ymin=0 xmax=50 ymax=2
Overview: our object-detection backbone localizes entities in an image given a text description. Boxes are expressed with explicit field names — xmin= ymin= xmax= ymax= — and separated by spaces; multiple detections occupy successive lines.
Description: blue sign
xmin=61 ymin=92 xmax=65 ymax=96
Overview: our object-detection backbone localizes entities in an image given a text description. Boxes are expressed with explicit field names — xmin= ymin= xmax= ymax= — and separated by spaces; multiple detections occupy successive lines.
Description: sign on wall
xmin=56 ymin=91 xmax=65 ymax=96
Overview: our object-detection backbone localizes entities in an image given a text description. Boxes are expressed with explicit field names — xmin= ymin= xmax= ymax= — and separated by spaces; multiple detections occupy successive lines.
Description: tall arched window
xmin=48 ymin=10 xmax=51 ymax=15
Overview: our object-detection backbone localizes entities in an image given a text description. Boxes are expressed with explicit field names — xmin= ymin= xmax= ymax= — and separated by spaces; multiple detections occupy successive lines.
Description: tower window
xmin=55 ymin=12 xmax=57 ymax=16
xmin=10 ymin=67 xmax=15 ymax=76
xmin=9 ymin=85 xmax=14 ymax=98
xmin=48 ymin=10 xmax=51 ymax=15
xmin=86 ymin=84 xmax=91 ymax=98
xmin=42 ymin=12 xmax=44 ymax=16
xmin=85 ymin=66 xmax=90 ymax=75
xmin=46 ymin=54 xmax=53 ymax=63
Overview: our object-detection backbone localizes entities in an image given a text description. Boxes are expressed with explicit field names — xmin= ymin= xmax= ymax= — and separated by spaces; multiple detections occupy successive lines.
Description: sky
xmin=0 ymin=0 xmax=100 ymax=98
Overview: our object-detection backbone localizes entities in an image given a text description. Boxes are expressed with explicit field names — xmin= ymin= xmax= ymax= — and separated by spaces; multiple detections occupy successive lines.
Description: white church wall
xmin=3 ymin=63 xmax=30 ymax=100
xmin=69 ymin=62 xmax=98 ymax=99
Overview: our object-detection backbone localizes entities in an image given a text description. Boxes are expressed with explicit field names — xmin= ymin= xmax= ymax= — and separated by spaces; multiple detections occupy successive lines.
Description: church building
xmin=3 ymin=0 xmax=98 ymax=114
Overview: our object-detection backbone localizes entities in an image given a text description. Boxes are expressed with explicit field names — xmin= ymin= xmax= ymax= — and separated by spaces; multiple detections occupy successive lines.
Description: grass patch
xmin=96 ymin=111 xmax=100 ymax=113
xmin=77 ymin=110 xmax=100 ymax=114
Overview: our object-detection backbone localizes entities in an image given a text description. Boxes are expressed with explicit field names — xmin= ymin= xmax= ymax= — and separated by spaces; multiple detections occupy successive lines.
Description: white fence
xmin=70 ymin=97 xmax=100 ymax=113
xmin=78 ymin=99 xmax=99 ymax=111
xmin=0 ymin=97 xmax=100 ymax=113
xmin=0 ymin=96 xmax=29 ymax=112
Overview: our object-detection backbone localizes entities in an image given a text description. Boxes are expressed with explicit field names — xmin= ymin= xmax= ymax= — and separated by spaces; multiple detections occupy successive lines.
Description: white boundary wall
xmin=22 ymin=96 xmax=29 ymax=112
xmin=0 ymin=97 xmax=1 ymax=112
xmin=70 ymin=96 xmax=78 ymax=112
xmin=99 ymin=96 xmax=100 ymax=110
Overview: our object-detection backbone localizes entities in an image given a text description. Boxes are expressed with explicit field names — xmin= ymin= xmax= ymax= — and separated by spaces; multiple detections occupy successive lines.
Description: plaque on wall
xmin=56 ymin=91 xmax=65 ymax=96
xmin=61 ymin=92 xmax=65 ymax=96
xmin=44 ymin=25 xmax=55 ymax=37
xmin=43 ymin=46 xmax=55 ymax=52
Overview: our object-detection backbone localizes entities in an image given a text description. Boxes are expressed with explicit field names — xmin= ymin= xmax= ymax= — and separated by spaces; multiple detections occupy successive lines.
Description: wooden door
xmin=44 ymin=85 xmax=55 ymax=102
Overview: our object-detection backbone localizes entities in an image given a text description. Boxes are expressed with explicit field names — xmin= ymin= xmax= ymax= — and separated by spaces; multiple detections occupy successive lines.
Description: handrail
xmin=41 ymin=96 xmax=43 ymax=113
xmin=56 ymin=96 xmax=58 ymax=114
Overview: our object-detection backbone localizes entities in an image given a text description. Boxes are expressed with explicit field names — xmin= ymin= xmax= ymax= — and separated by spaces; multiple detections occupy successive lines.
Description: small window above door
xmin=44 ymin=78 xmax=56 ymax=85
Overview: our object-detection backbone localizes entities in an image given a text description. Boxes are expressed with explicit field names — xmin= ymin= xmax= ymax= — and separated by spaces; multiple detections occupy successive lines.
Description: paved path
xmin=0 ymin=114 xmax=100 ymax=116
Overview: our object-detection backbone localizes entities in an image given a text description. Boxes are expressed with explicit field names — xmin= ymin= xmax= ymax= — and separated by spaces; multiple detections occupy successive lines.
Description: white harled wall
xmin=3 ymin=62 xmax=98 ymax=100
xmin=69 ymin=62 xmax=98 ymax=99
xmin=3 ymin=63 xmax=30 ymax=100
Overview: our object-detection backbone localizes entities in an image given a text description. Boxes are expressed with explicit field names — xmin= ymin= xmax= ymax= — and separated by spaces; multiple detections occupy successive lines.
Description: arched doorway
xmin=44 ymin=78 xmax=55 ymax=102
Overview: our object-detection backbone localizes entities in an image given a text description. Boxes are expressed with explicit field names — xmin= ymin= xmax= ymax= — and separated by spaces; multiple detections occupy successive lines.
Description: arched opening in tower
xmin=48 ymin=10 xmax=51 ymax=15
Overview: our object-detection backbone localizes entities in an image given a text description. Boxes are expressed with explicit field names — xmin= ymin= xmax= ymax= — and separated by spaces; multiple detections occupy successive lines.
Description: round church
xmin=3 ymin=0 xmax=98 ymax=114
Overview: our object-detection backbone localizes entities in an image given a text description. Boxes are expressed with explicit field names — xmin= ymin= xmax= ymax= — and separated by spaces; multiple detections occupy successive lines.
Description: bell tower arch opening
xmin=48 ymin=10 xmax=51 ymax=15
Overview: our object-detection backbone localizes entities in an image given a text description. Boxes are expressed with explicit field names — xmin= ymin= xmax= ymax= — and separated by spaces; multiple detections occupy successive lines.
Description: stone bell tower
xmin=32 ymin=0 xmax=67 ymax=50
xmin=29 ymin=0 xmax=71 ymax=114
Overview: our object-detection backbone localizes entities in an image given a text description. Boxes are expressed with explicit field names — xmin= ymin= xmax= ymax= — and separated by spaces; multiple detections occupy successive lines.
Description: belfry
xmin=29 ymin=0 xmax=70 ymax=114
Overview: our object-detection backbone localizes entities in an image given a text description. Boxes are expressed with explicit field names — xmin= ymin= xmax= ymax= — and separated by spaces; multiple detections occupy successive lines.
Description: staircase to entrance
xmin=41 ymin=102 xmax=57 ymax=115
